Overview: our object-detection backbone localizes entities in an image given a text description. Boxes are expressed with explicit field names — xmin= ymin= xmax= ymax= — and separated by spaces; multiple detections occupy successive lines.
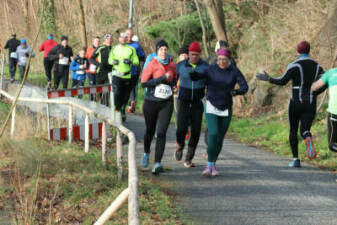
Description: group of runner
xmin=2 ymin=31 xmax=337 ymax=177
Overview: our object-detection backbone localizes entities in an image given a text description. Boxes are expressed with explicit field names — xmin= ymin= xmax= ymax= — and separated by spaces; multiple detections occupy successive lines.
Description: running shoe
xmin=305 ymin=137 xmax=316 ymax=160
xmin=184 ymin=161 xmax=195 ymax=168
xmin=289 ymin=159 xmax=301 ymax=168
xmin=141 ymin=153 xmax=149 ymax=168
xmin=152 ymin=163 xmax=164 ymax=175
xmin=10 ymin=78 xmax=14 ymax=83
xmin=211 ymin=166 xmax=219 ymax=176
xmin=185 ymin=129 xmax=190 ymax=140
xmin=202 ymin=166 xmax=212 ymax=176
xmin=174 ymin=144 xmax=183 ymax=161
xmin=128 ymin=101 xmax=136 ymax=113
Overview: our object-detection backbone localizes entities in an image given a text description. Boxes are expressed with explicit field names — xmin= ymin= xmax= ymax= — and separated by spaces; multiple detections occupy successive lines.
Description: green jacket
xmin=108 ymin=44 xmax=139 ymax=79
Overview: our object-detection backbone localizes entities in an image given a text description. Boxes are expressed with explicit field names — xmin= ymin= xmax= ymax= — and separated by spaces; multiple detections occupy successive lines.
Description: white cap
xmin=132 ymin=35 xmax=139 ymax=42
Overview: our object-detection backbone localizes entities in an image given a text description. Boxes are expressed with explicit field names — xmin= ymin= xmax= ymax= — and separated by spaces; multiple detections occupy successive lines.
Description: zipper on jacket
xmin=192 ymin=81 xmax=194 ymax=101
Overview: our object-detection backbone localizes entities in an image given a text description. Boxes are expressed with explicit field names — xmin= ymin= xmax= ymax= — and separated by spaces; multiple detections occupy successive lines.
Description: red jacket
xmin=39 ymin=39 xmax=58 ymax=58
xmin=85 ymin=46 xmax=96 ymax=74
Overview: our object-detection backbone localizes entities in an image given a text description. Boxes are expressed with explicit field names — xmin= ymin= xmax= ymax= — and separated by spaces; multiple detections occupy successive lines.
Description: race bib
xmin=206 ymin=100 xmax=229 ymax=117
xmin=77 ymin=70 xmax=85 ymax=75
xmin=111 ymin=70 xmax=125 ymax=78
xmin=10 ymin=52 xmax=17 ymax=59
xmin=59 ymin=57 xmax=69 ymax=65
xmin=20 ymin=56 xmax=28 ymax=64
xmin=89 ymin=64 xmax=96 ymax=73
xmin=154 ymin=84 xmax=173 ymax=99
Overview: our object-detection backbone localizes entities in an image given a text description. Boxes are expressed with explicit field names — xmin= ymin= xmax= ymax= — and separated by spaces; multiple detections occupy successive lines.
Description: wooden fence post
xmin=68 ymin=105 xmax=73 ymax=143
xmin=10 ymin=105 xmax=16 ymax=138
xmin=102 ymin=121 xmax=107 ymax=165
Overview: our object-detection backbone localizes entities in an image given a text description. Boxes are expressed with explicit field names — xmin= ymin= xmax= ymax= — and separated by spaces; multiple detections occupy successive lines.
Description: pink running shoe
xmin=202 ymin=166 xmax=212 ymax=176
xmin=211 ymin=166 xmax=219 ymax=176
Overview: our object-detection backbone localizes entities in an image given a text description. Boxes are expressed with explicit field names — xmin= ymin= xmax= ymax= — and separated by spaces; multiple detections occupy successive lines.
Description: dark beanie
xmin=178 ymin=46 xmax=189 ymax=55
xmin=155 ymin=39 xmax=168 ymax=52
xmin=297 ymin=41 xmax=310 ymax=54
xmin=61 ymin=35 xmax=68 ymax=41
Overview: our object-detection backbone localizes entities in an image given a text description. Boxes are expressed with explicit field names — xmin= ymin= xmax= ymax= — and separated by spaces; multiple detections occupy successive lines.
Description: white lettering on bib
xmin=154 ymin=84 xmax=172 ymax=99
xmin=111 ymin=70 xmax=125 ymax=78
xmin=206 ymin=100 xmax=229 ymax=117
xmin=77 ymin=70 xmax=85 ymax=75
xmin=10 ymin=52 xmax=17 ymax=59
xmin=89 ymin=64 xmax=96 ymax=73
xmin=59 ymin=57 xmax=69 ymax=65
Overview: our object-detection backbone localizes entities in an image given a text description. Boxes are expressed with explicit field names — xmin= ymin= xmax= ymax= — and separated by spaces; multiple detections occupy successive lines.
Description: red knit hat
xmin=297 ymin=41 xmax=310 ymax=54
xmin=188 ymin=42 xmax=202 ymax=53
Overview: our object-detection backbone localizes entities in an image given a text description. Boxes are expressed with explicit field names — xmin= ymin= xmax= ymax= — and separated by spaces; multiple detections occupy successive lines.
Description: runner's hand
xmin=59 ymin=53 xmax=64 ymax=59
xmin=189 ymin=70 xmax=199 ymax=80
xmin=256 ymin=71 xmax=270 ymax=81
xmin=230 ymin=90 xmax=239 ymax=96
xmin=25 ymin=53 xmax=29 ymax=57
xmin=112 ymin=60 xmax=119 ymax=65
xmin=123 ymin=59 xmax=132 ymax=65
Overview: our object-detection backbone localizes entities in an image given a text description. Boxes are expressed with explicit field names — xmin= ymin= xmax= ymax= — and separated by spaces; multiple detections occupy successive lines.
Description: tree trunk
xmin=203 ymin=0 xmax=229 ymax=44
xmin=76 ymin=0 xmax=87 ymax=48
xmin=315 ymin=0 xmax=337 ymax=68
xmin=194 ymin=0 xmax=209 ymax=57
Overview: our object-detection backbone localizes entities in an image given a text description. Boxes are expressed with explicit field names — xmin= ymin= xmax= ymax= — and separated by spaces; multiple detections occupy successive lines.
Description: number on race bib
xmin=154 ymin=84 xmax=173 ymax=99
xmin=59 ymin=57 xmax=69 ymax=65
xmin=89 ymin=64 xmax=96 ymax=73
xmin=10 ymin=52 xmax=17 ymax=59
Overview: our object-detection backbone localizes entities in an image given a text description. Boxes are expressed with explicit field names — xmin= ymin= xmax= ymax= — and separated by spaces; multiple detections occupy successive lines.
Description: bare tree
xmin=202 ymin=0 xmax=229 ymax=43
xmin=194 ymin=0 xmax=209 ymax=57
xmin=76 ymin=0 xmax=87 ymax=48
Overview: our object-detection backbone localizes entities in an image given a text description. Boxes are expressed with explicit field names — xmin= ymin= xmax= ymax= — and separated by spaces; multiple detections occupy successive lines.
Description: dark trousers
xmin=87 ymin=73 xmax=96 ymax=101
xmin=288 ymin=100 xmax=316 ymax=158
xmin=9 ymin=58 xmax=17 ymax=79
xmin=328 ymin=113 xmax=337 ymax=152
xmin=43 ymin=58 xmax=54 ymax=82
xmin=54 ymin=68 xmax=69 ymax=89
xmin=176 ymin=99 xmax=203 ymax=161
xmin=71 ymin=79 xmax=85 ymax=99
xmin=129 ymin=74 xmax=139 ymax=102
xmin=96 ymin=71 xmax=110 ymax=106
xmin=143 ymin=99 xmax=173 ymax=163
xmin=112 ymin=76 xmax=132 ymax=111
xmin=18 ymin=65 xmax=29 ymax=80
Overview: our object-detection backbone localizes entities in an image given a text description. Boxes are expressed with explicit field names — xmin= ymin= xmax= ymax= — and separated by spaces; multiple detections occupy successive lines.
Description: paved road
xmin=125 ymin=114 xmax=337 ymax=225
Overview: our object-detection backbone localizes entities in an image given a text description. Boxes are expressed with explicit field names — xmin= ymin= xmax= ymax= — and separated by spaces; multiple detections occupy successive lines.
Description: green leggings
xmin=205 ymin=109 xmax=232 ymax=163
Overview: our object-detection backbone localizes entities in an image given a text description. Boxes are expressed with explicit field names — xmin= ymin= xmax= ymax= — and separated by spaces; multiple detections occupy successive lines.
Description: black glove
xmin=256 ymin=71 xmax=270 ymax=81
xmin=25 ymin=53 xmax=29 ymax=57
xmin=230 ymin=90 xmax=239 ymax=96
xmin=189 ymin=70 xmax=199 ymax=81
xmin=123 ymin=59 xmax=132 ymax=65
xmin=112 ymin=60 xmax=119 ymax=65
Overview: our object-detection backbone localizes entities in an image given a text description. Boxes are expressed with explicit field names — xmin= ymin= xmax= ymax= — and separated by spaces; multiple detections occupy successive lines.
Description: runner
xmin=39 ymin=33 xmax=58 ymax=88
xmin=256 ymin=41 xmax=325 ymax=167
xmin=312 ymin=68 xmax=337 ymax=152
xmin=70 ymin=47 xmax=88 ymax=99
xmin=174 ymin=42 xmax=209 ymax=168
xmin=125 ymin=28 xmax=146 ymax=113
xmin=16 ymin=38 xmax=35 ymax=80
xmin=4 ymin=34 xmax=21 ymax=83
xmin=89 ymin=34 xmax=113 ymax=106
xmin=47 ymin=35 xmax=73 ymax=89
xmin=140 ymin=39 xmax=176 ymax=175
xmin=85 ymin=36 xmax=100 ymax=101
xmin=108 ymin=32 xmax=139 ymax=122
xmin=190 ymin=49 xmax=248 ymax=176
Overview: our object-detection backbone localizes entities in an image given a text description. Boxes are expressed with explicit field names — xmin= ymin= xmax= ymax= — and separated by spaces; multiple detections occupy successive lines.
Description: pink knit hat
xmin=216 ymin=49 xmax=231 ymax=58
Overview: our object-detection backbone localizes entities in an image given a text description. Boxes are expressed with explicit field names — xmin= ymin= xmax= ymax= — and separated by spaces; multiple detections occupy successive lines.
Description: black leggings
xmin=328 ymin=113 xmax=337 ymax=152
xmin=288 ymin=100 xmax=316 ymax=158
xmin=54 ymin=68 xmax=69 ymax=89
xmin=96 ymin=71 xmax=110 ymax=106
xmin=112 ymin=76 xmax=132 ymax=111
xmin=176 ymin=99 xmax=203 ymax=161
xmin=43 ymin=58 xmax=54 ymax=82
xmin=143 ymin=99 xmax=173 ymax=163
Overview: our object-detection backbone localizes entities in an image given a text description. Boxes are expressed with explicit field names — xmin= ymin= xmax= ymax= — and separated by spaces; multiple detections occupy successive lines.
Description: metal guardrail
xmin=0 ymin=76 xmax=139 ymax=224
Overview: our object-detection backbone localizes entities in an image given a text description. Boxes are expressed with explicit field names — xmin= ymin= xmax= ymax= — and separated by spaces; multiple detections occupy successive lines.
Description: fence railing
xmin=0 ymin=64 xmax=139 ymax=224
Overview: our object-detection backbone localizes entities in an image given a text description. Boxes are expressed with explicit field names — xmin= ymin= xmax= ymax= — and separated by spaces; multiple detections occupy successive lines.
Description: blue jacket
xmin=204 ymin=63 xmax=248 ymax=110
xmin=128 ymin=41 xmax=145 ymax=76
xmin=177 ymin=59 xmax=208 ymax=101
xmin=70 ymin=56 xmax=89 ymax=80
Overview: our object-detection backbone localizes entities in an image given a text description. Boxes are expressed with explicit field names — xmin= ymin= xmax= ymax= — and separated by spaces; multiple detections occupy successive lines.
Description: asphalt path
xmin=125 ymin=114 xmax=337 ymax=225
